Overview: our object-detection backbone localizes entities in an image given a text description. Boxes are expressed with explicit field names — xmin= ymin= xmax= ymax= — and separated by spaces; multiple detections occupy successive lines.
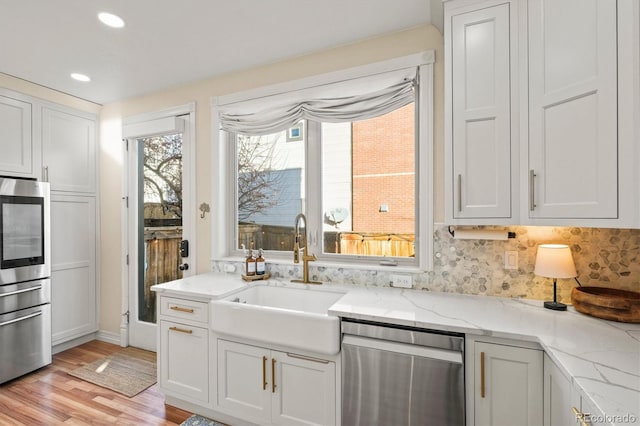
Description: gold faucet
xmin=291 ymin=213 xmax=322 ymax=284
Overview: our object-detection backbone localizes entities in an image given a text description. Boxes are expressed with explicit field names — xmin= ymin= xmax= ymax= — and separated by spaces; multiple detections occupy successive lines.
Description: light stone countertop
xmin=151 ymin=271 xmax=249 ymax=299
xmin=329 ymin=286 xmax=640 ymax=426
xmin=151 ymin=273 xmax=640 ymax=425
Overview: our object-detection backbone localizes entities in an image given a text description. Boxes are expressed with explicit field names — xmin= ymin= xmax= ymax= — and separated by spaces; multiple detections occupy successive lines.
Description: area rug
xmin=68 ymin=346 xmax=157 ymax=397
xmin=180 ymin=414 xmax=225 ymax=426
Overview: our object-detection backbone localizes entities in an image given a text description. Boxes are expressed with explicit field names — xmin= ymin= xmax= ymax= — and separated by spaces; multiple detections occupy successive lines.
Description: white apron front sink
xmin=210 ymin=284 xmax=345 ymax=355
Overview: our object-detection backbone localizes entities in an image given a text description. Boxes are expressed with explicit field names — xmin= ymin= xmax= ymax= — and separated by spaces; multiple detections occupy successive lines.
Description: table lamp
xmin=534 ymin=244 xmax=577 ymax=311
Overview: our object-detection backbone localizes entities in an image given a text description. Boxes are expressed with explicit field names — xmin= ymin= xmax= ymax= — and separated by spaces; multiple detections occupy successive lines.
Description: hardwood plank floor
xmin=0 ymin=340 xmax=193 ymax=425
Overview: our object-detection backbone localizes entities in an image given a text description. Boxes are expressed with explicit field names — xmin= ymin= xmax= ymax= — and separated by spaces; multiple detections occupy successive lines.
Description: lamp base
xmin=544 ymin=301 xmax=567 ymax=311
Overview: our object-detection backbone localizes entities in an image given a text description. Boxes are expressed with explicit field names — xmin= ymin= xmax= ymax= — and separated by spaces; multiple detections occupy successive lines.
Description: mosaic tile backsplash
xmin=212 ymin=225 xmax=640 ymax=304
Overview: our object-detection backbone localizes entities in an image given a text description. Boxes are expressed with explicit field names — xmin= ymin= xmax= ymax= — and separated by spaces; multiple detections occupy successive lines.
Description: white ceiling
xmin=0 ymin=1 xmax=437 ymax=105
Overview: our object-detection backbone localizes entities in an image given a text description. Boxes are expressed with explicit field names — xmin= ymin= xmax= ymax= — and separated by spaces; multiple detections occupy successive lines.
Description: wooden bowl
xmin=571 ymin=286 xmax=640 ymax=323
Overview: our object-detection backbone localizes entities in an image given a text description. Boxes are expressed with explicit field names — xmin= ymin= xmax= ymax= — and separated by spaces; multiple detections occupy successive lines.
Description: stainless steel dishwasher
xmin=342 ymin=319 xmax=465 ymax=426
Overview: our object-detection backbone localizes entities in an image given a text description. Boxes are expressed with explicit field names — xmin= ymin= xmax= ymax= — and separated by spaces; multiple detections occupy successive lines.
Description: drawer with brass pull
xmin=160 ymin=296 xmax=208 ymax=323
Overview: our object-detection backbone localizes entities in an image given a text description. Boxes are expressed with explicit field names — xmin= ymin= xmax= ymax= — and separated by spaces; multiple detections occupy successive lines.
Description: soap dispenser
xmin=245 ymin=248 xmax=256 ymax=276
xmin=256 ymin=249 xmax=266 ymax=276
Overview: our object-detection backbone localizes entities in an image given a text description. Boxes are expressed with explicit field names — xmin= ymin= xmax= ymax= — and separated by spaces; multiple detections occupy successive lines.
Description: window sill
xmin=213 ymin=256 xmax=424 ymax=274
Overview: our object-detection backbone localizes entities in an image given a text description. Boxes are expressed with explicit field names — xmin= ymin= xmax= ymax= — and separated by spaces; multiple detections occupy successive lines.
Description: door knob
xmin=179 ymin=263 xmax=189 ymax=271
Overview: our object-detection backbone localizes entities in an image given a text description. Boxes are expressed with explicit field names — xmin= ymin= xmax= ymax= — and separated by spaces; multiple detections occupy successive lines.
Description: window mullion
xmin=305 ymin=121 xmax=323 ymax=255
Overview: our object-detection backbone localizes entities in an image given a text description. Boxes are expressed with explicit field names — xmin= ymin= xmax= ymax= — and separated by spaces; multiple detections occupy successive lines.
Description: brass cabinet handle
xmin=457 ymin=174 xmax=462 ymax=212
xmin=529 ymin=169 xmax=536 ymax=211
xmin=571 ymin=406 xmax=589 ymax=426
xmin=262 ymin=356 xmax=268 ymax=390
xmin=169 ymin=326 xmax=192 ymax=334
xmin=271 ymin=358 xmax=277 ymax=393
xmin=170 ymin=306 xmax=194 ymax=314
xmin=480 ymin=351 xmax=486 ymax=398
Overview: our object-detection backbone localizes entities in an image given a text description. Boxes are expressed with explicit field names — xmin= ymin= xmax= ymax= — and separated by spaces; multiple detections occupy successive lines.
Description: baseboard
xmin=95 ymin=330 xmax=122 ymax=346
xmin=52 ymin=333 xmax=96 ymax=354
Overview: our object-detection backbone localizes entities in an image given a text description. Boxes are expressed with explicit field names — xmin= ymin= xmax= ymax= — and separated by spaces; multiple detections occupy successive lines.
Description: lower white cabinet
xmin=216 ymin=339 xmax=336 ymax=426
xmin=470 ymin=340 xmax=543 ymax=426
xmin=544 ymin=354 xmax=606 ymax=426
xmin=544 ymin=353 xmax=578 ymax=425
xmin=159 ymin=319 xmax=209 ymax=403
xmin=50 ymin=194 xmax=97 ymax=345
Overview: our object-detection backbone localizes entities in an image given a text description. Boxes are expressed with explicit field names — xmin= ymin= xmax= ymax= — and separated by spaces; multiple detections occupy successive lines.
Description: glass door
xmin=125 ymin=112 xmax=193 ymax=351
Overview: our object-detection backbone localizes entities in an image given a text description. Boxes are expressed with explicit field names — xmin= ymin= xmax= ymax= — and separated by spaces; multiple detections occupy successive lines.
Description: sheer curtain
xmin=218 ymin=68 xmax=417 ymax=136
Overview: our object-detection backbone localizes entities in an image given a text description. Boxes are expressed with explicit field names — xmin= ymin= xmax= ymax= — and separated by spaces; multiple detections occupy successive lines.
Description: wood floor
xmin=0 ymin=340 xmax=193 ymax=425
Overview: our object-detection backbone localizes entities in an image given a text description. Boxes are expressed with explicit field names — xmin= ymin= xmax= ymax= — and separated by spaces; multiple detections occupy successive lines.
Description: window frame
xmin=211 ymin=52 xmax=434 ymax=271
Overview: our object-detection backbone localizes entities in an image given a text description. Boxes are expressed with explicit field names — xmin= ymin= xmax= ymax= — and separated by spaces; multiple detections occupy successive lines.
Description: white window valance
xmin=219 ymin=67 xmax=417 ymax=136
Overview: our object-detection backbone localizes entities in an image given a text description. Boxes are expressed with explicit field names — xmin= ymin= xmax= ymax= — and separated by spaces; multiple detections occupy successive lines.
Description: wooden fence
xmin=239 ymin=223 xmax=414 ymax=257
xmin=141 ymin=227 xmax=182 ymax=322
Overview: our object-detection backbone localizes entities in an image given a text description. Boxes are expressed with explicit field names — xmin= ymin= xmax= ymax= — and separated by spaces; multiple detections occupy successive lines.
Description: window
xmin=213 ymin=52 xmax=434 ymax=269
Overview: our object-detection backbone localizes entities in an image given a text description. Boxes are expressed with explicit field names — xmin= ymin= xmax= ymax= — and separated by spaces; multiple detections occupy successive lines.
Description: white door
xmin=124 ymin=109 xmax=195 ymax=351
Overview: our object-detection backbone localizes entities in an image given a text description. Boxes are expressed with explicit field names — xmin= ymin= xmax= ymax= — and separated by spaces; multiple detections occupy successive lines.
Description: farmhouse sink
xmin=210 ymin=284 xmax=346 ymax=355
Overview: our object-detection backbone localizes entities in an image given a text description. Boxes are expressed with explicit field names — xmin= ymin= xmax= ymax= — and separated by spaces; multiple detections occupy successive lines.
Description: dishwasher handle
xmin=343 ymin=334 xmax=463 ymax=365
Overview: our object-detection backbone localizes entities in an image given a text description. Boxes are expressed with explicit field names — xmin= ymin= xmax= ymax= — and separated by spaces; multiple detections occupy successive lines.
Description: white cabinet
xmin=158 ymin=296 xmax=210 ymax=403
xmin=445 ymin=0 xmax=639 ymax=227
xmin=544 ymin=353 xmax=579 ymax=426
xmin=470 ymin=340 xmax=543 ymax=426
xmin=0 ymin=92 xmax=34 ymax=177
xmin=543 ymin=354 xmax=608 ymax=426
xmin=50 ymin=194 xmax=97 ymax=344
xmin=44 ymin=104 xmax=98 ymax=348
xmin=446 ymin=1 xmax=518 ymax=221
xmin=216 ymin=339 xmax=336 ymax=426
xmin=159 ymin=320 xmax=209 ymax=402
xmin=527 ymin=0 xmax=618 ymax=219
xmin=42 ymin=105 xmax=97 ymax=193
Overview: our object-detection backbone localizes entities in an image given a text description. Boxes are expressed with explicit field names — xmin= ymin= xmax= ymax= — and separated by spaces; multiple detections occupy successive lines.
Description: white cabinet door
xmin=216 ymin=339 xmax=271 ymax=424
xmin=0 ymin=94 xmax=33 ymax=176
xmin=474 ymin=342 xmax=543 ymax=426
xmin=272 ymin=351 xmax=336 ymax=426
xmin=527 ymin=0 xmax=618 ymax=219
xmin=450 ymin=3 xmax=513 ymax=220
xmin=544 ymin=354 xmax=579 ymax=426
xmin=42 ymin=106 xmax=96 ymax=193
xmin=159 ymin=320 xmax=208 ymax=402
xmin=215 ymin=340 xmax=337 ymax=426
xmin=50 ymin=194 xmax=97 ymax=344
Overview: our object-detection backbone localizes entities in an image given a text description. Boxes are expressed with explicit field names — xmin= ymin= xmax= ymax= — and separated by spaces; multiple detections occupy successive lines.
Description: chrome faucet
xmin=292 ymin=213 xmax=321 ymax=284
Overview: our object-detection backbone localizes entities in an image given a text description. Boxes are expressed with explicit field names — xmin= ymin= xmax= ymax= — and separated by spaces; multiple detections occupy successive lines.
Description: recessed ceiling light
xmin=70 ymin=73 xmax=91 ymax=82
xmin=98 ymin=12 xmax=125 ymax=28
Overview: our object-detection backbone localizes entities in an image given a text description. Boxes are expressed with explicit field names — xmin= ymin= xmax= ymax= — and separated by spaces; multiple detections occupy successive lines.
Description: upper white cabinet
xmin=527 ymin=0 xmax=617 ymax=219
xmin=445 ymin=0 xmax=640 ymax=227
xmin=42 ymin=106 xmax=97 ymax=194
xmin=446 ymin=1 xmax=518 ymax=221
xmin=0 ymin=93 xmax=34 ymax=177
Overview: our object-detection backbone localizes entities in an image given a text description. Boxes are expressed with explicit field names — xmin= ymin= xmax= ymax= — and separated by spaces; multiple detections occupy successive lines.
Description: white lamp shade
xmin=534 ymin=244 xmax=577 ymax=279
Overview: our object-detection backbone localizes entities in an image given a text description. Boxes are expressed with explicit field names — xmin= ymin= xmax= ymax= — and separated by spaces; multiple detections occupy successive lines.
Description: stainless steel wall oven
xmin=0 ymin=176 xmax=51 ymax=384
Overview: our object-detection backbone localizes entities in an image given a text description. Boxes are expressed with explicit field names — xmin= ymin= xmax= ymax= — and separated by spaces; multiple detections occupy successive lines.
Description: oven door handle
xmin=0 ymin=285 xmax=43 ymax=298
xmin=342 ymin=334 xmax=463 ymax=364
xmin=0 ymin=310 xmax=43 ymax=327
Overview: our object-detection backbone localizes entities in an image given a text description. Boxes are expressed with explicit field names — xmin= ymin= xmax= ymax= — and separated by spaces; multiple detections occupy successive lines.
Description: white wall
xmin=98 ymin=24 xmax=444 ymax=335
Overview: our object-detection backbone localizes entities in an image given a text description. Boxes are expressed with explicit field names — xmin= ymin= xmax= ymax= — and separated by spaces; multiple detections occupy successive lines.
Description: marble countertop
xmin=151 ymin=272 xmax=248 ymax=298
xmin=150 ymin=273 xmax=639 ymax=425
xmin=329 ymin=286 xmax=640 ymax=426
